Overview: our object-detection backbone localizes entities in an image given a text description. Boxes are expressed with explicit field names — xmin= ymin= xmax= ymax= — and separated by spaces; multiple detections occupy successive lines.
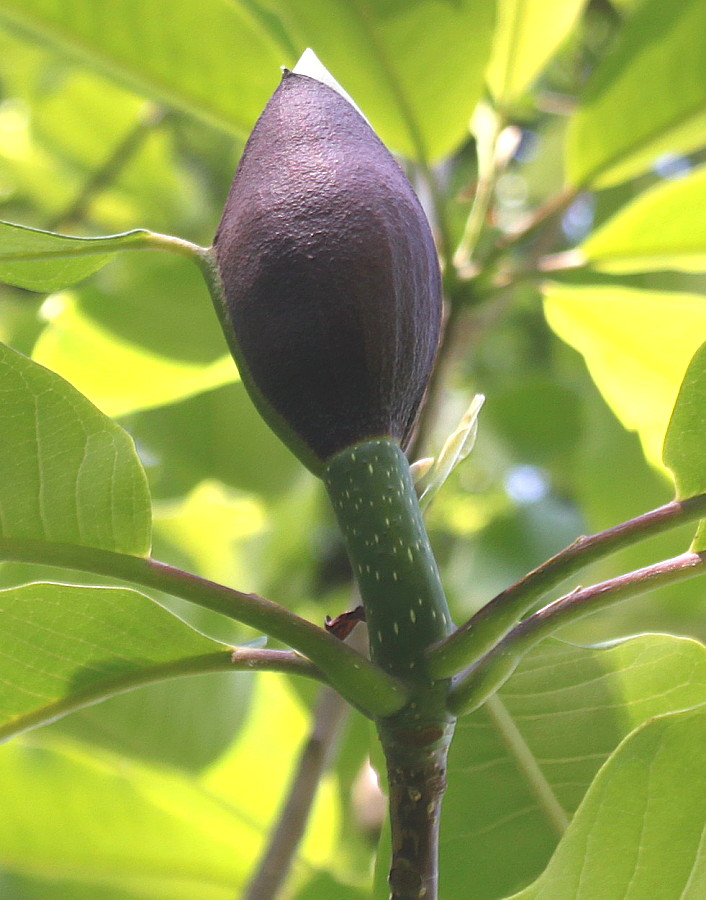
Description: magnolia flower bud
xmin=213 ymin=62 xmax=441 ymax=474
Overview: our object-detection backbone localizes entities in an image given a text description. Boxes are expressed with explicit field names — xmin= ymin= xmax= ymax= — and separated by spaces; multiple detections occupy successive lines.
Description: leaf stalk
xmin=449 ymin=550 xmax=706 ymax=715
xmin=0 ymin=536 xmax=407 ymax=718
xmin=428 ymin=492 xmax=706 ymax=678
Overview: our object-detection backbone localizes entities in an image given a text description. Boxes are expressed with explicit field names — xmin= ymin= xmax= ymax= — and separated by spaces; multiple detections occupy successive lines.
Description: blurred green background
xmin=0 ymin=0 xmax=705 ymax=897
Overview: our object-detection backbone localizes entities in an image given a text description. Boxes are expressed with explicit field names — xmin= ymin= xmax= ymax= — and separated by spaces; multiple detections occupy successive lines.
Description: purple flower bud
xmin=213 ymin=68 xmax=441 ymax=474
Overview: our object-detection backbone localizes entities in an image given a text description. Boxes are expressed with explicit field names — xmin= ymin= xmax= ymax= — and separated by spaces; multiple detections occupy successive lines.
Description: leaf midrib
xmin=349 ymin=0 xmax=429 ymax=165
xmin=485 ymin=693 xmax=570 ymax=838
xmin=0 ymin=3 xmax=281 ymax=137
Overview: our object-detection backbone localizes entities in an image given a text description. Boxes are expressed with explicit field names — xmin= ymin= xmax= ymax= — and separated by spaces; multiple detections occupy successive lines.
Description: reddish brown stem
xmin=380 ymin=715 xmax=455 ymax=899
xmin=429 ymin=493 xmax=706 ymax=678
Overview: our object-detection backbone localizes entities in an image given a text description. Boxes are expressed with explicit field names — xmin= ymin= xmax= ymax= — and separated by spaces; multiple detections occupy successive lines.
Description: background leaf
xmin=0 ymin=674 xmax=340 ymax=898
xmin=663 ymin=342 xmax=706 ymax=549
xmin=581 ymin=165 xmax=706 ymax=273
xmin=132 ymin=383 xmax=302 ymax=502
xmin=200 ymin=674 xmax=340 ymax=871
xmin=566 ymin=0 xmax=706 ymax=188
xmin=0 ymin=0 xmax=286 ymax=137
xmin=0 ymin=35 xmax=209 ymax=234
xmin=0 ymin=341 xmax=151 ymax=553
xmin=2 ymin=3 xmax=706 ymax=896
xmin=0 ymin=735 xmax=260 ymax=897
xmin=50 ymin=670 xmax=252 ymax=774
xmin=0 ymin=582 xmax=233 ymax=742
xmin=292 ymin=872 xmax=370 ymax=899
xmin=0 ymin=871 xmax=221 ymax=900
xmin=510 ymin=705 xmax=706 ymax=899
xmin=438 ymin=634 xmax=706 ymax=899
xmin=32 ymin=289 xmax=235 ymax=417
xmin=0 ymin=222 xmax=153 ymax=291
xmin=542 ymin=282 xmax=706 ymax=468
xmin=269 ymin=0 xmax=496 ymax=162
xmin=486 ymin=0 xmax=587 ymax=108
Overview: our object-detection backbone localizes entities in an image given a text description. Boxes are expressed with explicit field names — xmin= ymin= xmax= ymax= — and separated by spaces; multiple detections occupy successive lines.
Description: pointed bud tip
xmin=291 ymin=48 xmax=369 ymax=123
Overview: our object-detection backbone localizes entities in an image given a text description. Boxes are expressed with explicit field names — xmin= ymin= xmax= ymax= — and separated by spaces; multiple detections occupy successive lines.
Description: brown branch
xmin=241 ymin=616 xmax=369 ymax=899
xmin=0 ymin=536 xmax=407 ymax=716
xmin=242 ymin=685 xmax=349 ymax=899
xmin=429 ymin=493 xmax=706 ymax=678
xmin=449 ymin=551 xmax=706 ymax=715
xmin=379 ymin=713 xmax=455 ymax=899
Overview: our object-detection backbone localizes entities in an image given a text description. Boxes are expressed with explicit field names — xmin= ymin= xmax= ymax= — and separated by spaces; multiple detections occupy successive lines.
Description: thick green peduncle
xmin=324 ymin=437 xmax=455 ymax=900
xmin=323 ymin=437 xmax=453 ymax=678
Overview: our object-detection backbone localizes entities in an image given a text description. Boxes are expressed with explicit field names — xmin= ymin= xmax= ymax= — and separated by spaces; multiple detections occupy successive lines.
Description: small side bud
xmin=419 ymin=394 xmax=485 ymax=508
xmin=410 ymin=457 xmax=435 ymax=488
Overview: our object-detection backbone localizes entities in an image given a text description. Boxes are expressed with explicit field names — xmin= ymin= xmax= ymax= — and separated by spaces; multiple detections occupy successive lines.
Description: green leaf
xmin=567 ymin=0 xmax=706 ymax=188
xmin=510 ymin=705 xmax=706 ymax=900
xmin=0 ymin=870 xmax=230 ymax=900
xmin=154 ymin=480 xmax=266 ymax=587
xmin=269 ymin=0 xmax=496 ymax=162
xmin=0 ymin=42 xmax=194 ymax=232
xmin=201 ymin=673 xmax=340 ymax=873
xmin=542 ymin=282 xmax=706 ymax=468
xmin=0 ymin=674 xmax=340 ymax=897
xmin=32 ymin=291 xmax=236 ymax=417
xmin=0 ymin=221 xmax=154 ymax=291
xmin=70 ymin=254 xmax=228 ymax=365
xmin=132 ymin=382 xmax=301 ymax=502
xmin=0 ymin=582 xmax=233 ymax=742
xmin=438 ymin=634 xmax=706 ymax=899
xmin=664 ymin=342 xmax=706 ymax=549
xmin=0 ymin=0 xmax=286 ymax=138
xmin=581 ymin=165 xmax=706 ymax=272
xmin=664 ymin=341 xmax=706 ymax=499
xmin=293 ymin=872 xmax=370 ymax=899
xmin=486 ymin=0 xmax=587 ymax=108
xmin=0 ymin=342 xmax=151 ymax=553
xmin=0 ymin=41 xmax=141 ymax=220
xmin=0 ymin=736 xmax=260 ymax=896
xmin=51 ymin=670 xmax=252 ymax=774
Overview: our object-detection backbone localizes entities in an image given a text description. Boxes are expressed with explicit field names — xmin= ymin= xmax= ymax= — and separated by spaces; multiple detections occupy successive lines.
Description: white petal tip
xmin=291 ymin=48 xmax=369 ymax=123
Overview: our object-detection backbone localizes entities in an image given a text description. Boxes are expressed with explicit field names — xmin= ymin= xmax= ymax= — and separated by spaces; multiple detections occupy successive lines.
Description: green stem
xmin=0 ymin=225 xmax=208 ymax=263
xmin=229 ymin=647 xmax=324 ymax=679
xmin=449 ymin=550 xmax=706 ymax=716
xmin=453 ymin=109 xmax=505 ymax=271
xmin=139 ymin=230 xmax=207 ymax=257
xmin=0 ymin=537 xmax=407 ymax=718
xmin=323 ymin=437 xmax=455 ymax=899
xmin=429 ymin=492 xmax=706 ymax=678
xmin=324 ymin=438 xmax=452 ymax=677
